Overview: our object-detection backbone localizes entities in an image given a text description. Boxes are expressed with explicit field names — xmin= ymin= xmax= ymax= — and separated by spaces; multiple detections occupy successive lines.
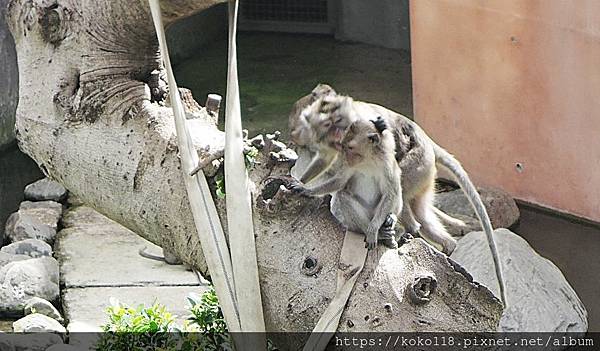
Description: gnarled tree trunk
xmin=5 ymin=0 xmax=502 ymax=348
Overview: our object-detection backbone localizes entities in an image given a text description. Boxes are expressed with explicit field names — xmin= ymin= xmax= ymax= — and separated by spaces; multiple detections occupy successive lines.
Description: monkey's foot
xmin=379 ymin=237 xmax=398 ymax=249
xmin=397 ymin=232 xmax=414 ymax=247
xmin=403 ymin=222 xmax=421 ymax=236
xmin=380 ymin=213 xmax=398 ymax=230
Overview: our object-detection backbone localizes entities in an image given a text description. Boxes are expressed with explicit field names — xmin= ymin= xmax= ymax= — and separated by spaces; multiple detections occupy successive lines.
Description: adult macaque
xmin=289 ymin=117 xmax=402 ymax=249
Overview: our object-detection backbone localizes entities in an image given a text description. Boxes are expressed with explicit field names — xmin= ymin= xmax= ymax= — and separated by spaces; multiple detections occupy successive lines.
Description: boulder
xmin=0 ymin=257 xmax=60 ymax=316
xmin=24 ymin=297 xmax=63 ymax=324
xmin=1 ymin=239 xmax=52 ymax=258
xmin=450 ymin=229 xmax=588 ymax=332
xmin=435 ymin=187 xmax=520 ymax=236
xmin=0 ymin=252 xmax=30 ymax=269
xmin=4 ymin=212 xmax=57 ymax=244
xmin=13 ymin=314 xmax=65 ymax=333
xmin=23 ymin=178 xmax=68 ymax=203
xmin=18 ymin=201 xmax=62 ymax=230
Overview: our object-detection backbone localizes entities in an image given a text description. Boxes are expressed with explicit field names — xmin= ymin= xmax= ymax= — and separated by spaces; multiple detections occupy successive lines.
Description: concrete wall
xmin=166 ymin=3 xmax=228 ymax=65
xmin=0 ymin=1 xmax=18 ymax=150
xmin=335 ymin=0 xmax=410 ymax=51
xmin=411 ymin=0 xmax=600 ymax=222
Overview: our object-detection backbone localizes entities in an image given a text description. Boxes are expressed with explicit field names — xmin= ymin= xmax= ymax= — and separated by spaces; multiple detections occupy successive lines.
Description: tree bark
xmin=5 ymin=0 xmax=503 ymax=346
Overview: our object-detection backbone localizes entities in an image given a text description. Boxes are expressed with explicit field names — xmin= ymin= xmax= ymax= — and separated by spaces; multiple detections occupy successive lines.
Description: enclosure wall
xmin=411 ymin=0 xmax=600 ymax=222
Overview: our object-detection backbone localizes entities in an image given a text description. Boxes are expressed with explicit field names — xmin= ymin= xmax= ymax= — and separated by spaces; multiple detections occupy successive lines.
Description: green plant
xmin=95 ymin=298 xmax=177 ymax=351
xmin=96 ymin=289 xmax=278 ymax=351
xmin=244 ymin=146 xmax=259 ymax=169
xmin=186 ymin=288 xmax=232 ymax=349
xmin=215 ymin=173 xmax=226 ymax=199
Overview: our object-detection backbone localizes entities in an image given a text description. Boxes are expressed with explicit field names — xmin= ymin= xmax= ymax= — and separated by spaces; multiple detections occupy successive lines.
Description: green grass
xmin=174 ymin=32 xmax=411 ymax=139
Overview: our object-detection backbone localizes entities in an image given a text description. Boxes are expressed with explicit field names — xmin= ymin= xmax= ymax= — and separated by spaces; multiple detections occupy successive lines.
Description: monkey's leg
xmin=400 ymin=197 xmax=421 ymax=235
xmin=331 ymin=192 xmax=397 ymax=249
xmin=433 ymin=207 xmax=467 ymax=227
xmin=411 ymin=186 xmax=457 ymax=255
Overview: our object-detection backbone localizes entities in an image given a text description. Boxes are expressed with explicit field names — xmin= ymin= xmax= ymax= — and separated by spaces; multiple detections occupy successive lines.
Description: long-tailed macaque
xmin=293 ymin=94 xmax=507 ymax=305
xmin=288 ymin=84 xmax=337 ymax=179
xmin=289 ymin=117 xmax=402 ymax=250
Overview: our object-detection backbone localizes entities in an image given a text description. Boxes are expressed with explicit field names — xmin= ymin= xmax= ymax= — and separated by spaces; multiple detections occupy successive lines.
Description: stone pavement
xmin=55 ymin=205 xmax=208 ymax=332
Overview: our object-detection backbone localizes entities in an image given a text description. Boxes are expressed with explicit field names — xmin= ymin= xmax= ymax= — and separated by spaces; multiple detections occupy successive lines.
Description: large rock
xmin=12 ymin=313 xmax=66 ymax=333
xmin=435 ymin=187 xmax=520 ymax=236
xmin=18 ymin=201 xmax=62 ymax=230
xmin=0 ymin=252 xmax=30 ymax=269
xmin=24 ymin=297 xmax=63 ymax=324
xmin=0 ymin=257 xmax=60 ymax=316
xmin=23 ymin=178 xmax=67 ymax=202
xmin=1 ymin=239 xmax=52 ymax=258
xmin=4 ymin=212 xmax=57 ymax=244
xmin=451 ymin=229 xmax=588 ymax=332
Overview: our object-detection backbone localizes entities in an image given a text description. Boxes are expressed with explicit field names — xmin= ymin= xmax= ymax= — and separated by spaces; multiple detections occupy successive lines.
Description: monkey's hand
xmin=365 ymin=230 xmax=378 ymax=250
xmin=286 ymin=178 xmax=310 ymax=196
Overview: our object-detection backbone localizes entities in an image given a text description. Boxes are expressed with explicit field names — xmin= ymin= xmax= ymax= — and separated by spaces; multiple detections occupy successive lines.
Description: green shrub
xmin=96 ymin=289 xmax=235 ymax=351
xmin=95 ymin=298 xmax=177 ymax=350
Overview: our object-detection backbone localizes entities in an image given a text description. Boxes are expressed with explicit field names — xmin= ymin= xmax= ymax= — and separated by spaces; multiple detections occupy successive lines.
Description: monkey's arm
xmin=299 ymin=150 xmax=337 ymax=184
xmin=290 ymin=172 xmax=350 ymax=197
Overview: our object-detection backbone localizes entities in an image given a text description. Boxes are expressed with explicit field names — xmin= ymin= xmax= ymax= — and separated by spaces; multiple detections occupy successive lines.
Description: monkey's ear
xmin=368 ymin=133 xmax=381 ymax=145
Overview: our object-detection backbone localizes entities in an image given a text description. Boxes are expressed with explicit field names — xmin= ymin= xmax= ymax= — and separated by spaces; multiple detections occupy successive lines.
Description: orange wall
xmin=411 ymin=0 xmax=600 ymax=222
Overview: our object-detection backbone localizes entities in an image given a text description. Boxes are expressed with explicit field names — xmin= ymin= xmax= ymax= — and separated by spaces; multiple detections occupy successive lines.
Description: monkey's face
xmin=341 ymin=122 xmax=381 ymax=167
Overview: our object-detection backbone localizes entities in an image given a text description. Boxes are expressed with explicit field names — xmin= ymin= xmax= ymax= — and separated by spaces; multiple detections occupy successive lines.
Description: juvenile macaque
xmin=289 ymin=117 xmax=402 ymax=249
xmin=288 ymin=84 xmax=337 ymax=179
xmin=293 ymin=95 xmax=507 ymax=304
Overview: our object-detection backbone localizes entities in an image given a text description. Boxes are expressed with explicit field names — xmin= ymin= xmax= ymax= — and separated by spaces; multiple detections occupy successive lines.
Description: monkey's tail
xmin=434 ymin=145 xmax=507 ymax=306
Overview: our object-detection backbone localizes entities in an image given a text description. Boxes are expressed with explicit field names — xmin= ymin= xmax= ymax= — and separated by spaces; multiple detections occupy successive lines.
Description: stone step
xmin=55 ymin=206 xmax=209 ymax=336
xmin=63 ymin=285 xmax=208 ymax=332
xmin=56 ymin=206 xmax=200 ymax=288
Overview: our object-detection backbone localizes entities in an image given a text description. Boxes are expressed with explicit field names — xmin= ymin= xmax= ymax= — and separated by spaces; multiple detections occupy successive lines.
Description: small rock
xmin=19 ymin=201 xmax=62 ymax=230
xmin=266 ymin=131 xmax=281 ymax=141
xmin=24 ymin=178 xmax=68 ymax=202
xmin=269 ymin=140 xmax=287 ymax=153
xmin=0 ymin=252 xmax=31 ymax=269
xmin=0 ymin=333 xmax=63 ymax=351
xmin=4 ymin=212 xmax=57 ymax=244
xmin=434 ymin=187 xmax=520 ymax=236
xmin=13 ymin=313 xmax=66 ymax=333
xmin=451 ymin=229 xmax=588 ymax=332
xmin=66 ymin=194 xmax=84 ymax=207
xmin=277 ymin=148 xmax=298 ymax=162
xmin=24 ymin=297 xmax=63 ymax=324
xmin=0 ymin=257 xmax=60 ymax=315
xmin=1 ymin=239 xmax=52 ymax=258
xmin=249 ymin=135 xmax=265 ymax=149
xmin=0 ymin=338 xmax=15 ymax=351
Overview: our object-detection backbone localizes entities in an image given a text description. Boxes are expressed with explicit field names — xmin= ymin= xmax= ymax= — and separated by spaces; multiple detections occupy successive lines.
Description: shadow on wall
xmin=0 ymin=143 xmax=44 ymax=235
xmin=166 ymin=3 xmax=228 ymax=64
xmin=0 ymin=0 xmax=19 ymax=148
xmin=0 ymin=1 xmax=44 ymax=232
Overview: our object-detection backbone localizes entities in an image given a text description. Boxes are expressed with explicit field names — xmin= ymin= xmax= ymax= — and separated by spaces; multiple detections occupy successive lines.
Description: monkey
xmin=288 ymin=84 xmax=337 ymax=180
xmin=293 ymin=95 xmax=507 ymax=305
xmin=288 ymin=117 xmax=402 ymax=250
xmin=289 ymin=83 xmax=337 ymax=146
